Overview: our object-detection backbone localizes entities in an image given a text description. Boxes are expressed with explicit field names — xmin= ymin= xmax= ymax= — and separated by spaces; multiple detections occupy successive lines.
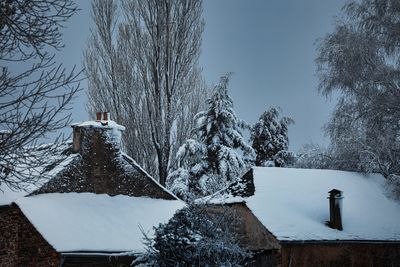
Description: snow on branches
xmin=135 ymin=204 xmax=249 ymax=266
xmin=250 ymin=107 xmax=294 ymax=167
xmin=167 ymin=75 xmax=254 ymax=199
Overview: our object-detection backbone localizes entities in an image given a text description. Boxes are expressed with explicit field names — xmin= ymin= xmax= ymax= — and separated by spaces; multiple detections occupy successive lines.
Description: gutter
xmin=60 ymin=251 xmax=140 ymax=257
xmin=59 ymin=251 xmax=139 ymax=267
xmin=281 ymin=240 xmax=400 ymax=245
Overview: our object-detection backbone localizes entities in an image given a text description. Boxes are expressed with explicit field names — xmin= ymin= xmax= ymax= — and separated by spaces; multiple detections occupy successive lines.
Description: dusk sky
xmin=57 ymin=0 xmax=346 ymax=151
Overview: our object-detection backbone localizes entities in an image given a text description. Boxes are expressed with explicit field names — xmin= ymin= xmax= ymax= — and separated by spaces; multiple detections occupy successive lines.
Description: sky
xmin=56 ymin=0 xmax=346 ymax=151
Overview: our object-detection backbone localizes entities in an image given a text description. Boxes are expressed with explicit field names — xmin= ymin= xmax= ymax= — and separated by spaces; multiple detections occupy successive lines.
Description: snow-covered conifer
xmin=250 ymin=107 xmax=294 ymax=167
xmin=167 ymin=75 xmax=254 ymax=198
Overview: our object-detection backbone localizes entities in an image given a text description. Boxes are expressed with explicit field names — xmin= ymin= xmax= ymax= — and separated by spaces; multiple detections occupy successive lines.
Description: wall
xmin=206 ymin=203 xmax=282 ymax=267
xmin=281 ymin=242 xmax=400 ymax=267
xmin=0 ymin=205 xmax=60 ymax=267
xmin=35 ymin=126 xmax=175 ymax=200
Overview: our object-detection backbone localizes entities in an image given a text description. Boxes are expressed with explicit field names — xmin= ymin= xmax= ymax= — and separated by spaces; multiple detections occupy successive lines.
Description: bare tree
xmin=84 ymin=0 xmax=208 ymax=185
xmin=316 ymin=0 xmax=400 ymax=177
xmin=0 ymin=0 xmax=82 ymax=190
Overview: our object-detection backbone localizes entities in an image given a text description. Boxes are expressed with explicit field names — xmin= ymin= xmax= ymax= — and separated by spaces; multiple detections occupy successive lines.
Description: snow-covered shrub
xmin=136 ymin=204 xmax=249 ymax=266
xmin=250 ymin=107 xmax=294 ymax=167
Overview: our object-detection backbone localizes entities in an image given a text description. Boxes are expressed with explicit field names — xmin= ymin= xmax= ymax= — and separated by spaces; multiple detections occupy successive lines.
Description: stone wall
xmin=281 ymin=242 xmax=400 ymax=267
xmin=35 ymin=154 xmax=175 ymax=199
xmin=34 ymin=126 xmax=175 ymax=200
xmin=0 ymin=205 xmax=60 ymax=267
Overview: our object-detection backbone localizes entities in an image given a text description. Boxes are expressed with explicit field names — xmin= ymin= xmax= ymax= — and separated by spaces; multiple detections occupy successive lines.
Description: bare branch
xmin=0 ymin=0 xmax=82 ymax=190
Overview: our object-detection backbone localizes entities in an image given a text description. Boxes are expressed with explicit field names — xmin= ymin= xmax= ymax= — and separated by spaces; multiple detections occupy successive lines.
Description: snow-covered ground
xmin=16 ymin=193 xmax=185 ymax=253
xmin=206 ymin=167 xmax=400 ymax=241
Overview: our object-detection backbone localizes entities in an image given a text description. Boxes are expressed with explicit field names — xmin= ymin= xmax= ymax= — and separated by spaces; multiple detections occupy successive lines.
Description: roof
xmin=15 ymin=193 xmax=185 ymax=253
xmin=0 ymin=137 xmax=177 ymax=201
xmin=121 ymin=153 xmax=178 ymax=199
xmin=204 ymin=167 xmax=400 ymax=242
xmin=0 ymin=142 xmax=77 ymax=205
xmin=32 ymin=151 xmax=177 ymax=200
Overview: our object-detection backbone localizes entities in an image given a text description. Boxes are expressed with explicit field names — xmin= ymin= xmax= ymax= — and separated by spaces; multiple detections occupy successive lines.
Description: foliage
xmin=84 ymin=0 xmax=208 ymax=185
xmin=293 ymin=143 xmax=334 ymax=170
xmin=167 ymin=75 xmax=254 ymax=199
xmin=0 ymin=0 xmax=81 ymax=189
xmin=136 ymin=204 xmax=250 ymax=266
xmin=316 ymin=0 xmax=400 ymax=178
xmin=250 ymin=107 xmax=294 ymax=167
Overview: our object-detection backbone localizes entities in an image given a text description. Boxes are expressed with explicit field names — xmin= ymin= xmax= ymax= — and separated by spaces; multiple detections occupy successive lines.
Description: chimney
xmin=327 ymin=189 xmax=343 ymax=231
xmin=70 ymin=112 xmax=125 ymax=190
xmin=96 ymin=112 xmax=102 ymax=121
xmin=103 ymin=112 xmax=109 ymax=121
xmin=71 ymin=111 xmax=124 ymax=154
xmin=101 ymin=112 xmax=110 ymax=126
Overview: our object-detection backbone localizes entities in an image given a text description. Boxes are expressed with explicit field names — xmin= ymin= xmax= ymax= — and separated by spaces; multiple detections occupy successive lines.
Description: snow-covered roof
xmin=121 ymin=153 xmax=178 ymax=200
xmin=16 ymin=193 xmax=185 ymax=253
xmin=0 ymin=144 xmax=77 ymax=205
xmin=206 ymin=167 xmax=400 ymax=242
xmin=71 ymin=120 xmax=125 ymax=131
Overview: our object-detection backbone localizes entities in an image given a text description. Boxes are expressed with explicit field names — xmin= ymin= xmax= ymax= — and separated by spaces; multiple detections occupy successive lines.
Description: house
xmin=200 ymin=167 xmax=400 ymax=266
xmin=0 ymin=112 xmax=184 ymax=267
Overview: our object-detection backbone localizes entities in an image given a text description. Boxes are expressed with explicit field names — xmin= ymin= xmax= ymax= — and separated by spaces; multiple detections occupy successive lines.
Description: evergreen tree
xmin=167 ymin=75 xmax=254 ymax=198
xmin=250 ymin=107 xmax=294 ymax=167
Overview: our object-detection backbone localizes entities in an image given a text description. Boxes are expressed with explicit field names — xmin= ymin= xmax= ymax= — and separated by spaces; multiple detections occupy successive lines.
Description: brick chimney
xmin=71 ymin=112 xmax=125 ymax=190
xmin=326 ymin=189 xmax=343 ymax=231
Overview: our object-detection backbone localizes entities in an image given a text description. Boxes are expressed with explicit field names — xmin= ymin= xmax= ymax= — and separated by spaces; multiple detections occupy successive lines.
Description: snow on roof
xmin=204 ymin=167 xmax=400 ymax=241
xmin=0 ymin=148 xmax=77 ymax=206
xmin=121 ymin=153 xmax=178 ymax=200
xmin=245 ymin=167 xmax=400 ymax=241
xmin=15 ymin=193 xmax=185 ymax=253
xmin=0 ymin=185 xmax=29 ymax=206
xmin=71 ymin=120 xmax=125 ymax=131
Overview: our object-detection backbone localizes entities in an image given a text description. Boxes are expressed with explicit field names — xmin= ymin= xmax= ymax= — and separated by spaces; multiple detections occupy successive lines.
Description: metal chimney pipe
xmin=327 ymin=189 xmax=343 ymax=231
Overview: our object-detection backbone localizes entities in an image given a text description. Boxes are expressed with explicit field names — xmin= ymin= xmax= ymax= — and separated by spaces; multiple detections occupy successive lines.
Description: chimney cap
xmin=70 ymin=112 xmax=125 ymax=131
xmin=328 ymin=189 xmax=343 ymax=197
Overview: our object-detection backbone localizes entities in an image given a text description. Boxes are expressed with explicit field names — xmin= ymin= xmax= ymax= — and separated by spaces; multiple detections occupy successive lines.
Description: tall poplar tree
xmin=84 ymin=0 xmax=208 ymax=185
